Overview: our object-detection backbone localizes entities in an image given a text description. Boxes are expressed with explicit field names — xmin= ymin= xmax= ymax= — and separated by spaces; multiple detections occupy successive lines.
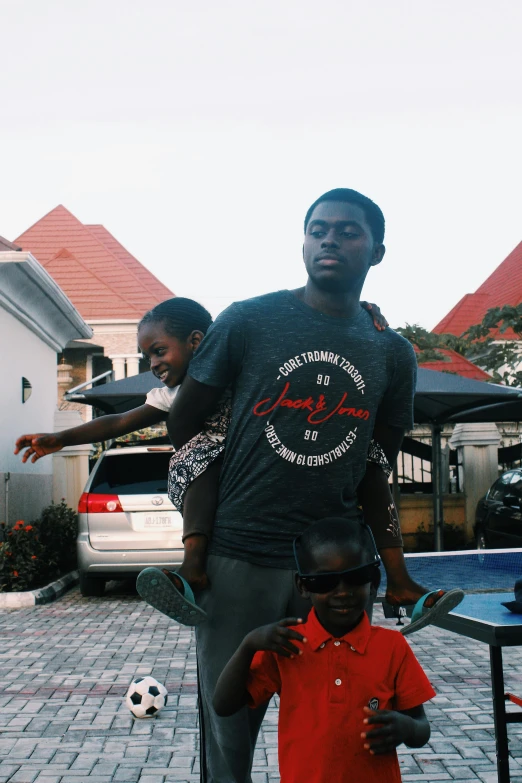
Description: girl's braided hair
xmin=139 ymin=297 xmax=213 ymax=341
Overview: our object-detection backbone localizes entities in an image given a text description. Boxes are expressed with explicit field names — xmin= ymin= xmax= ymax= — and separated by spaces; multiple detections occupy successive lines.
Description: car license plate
xmin=132 ymin=513 xmax=176 ymax=532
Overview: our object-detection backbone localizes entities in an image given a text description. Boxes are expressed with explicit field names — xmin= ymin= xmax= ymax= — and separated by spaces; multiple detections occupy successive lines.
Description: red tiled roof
xmin=87 ymin=224 xmax=173 ymax=302
xmin=416 ymin=347 xmax=492 ymax=381
xmin=14 ymin=205 xmax=175 ymax=320
xmin=433 ymin=241 xmax=522 ymax=339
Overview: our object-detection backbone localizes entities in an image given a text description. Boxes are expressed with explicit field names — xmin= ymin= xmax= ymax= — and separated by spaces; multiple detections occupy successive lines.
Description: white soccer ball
xmin=125 ymin=676 xmax=168 ymax=718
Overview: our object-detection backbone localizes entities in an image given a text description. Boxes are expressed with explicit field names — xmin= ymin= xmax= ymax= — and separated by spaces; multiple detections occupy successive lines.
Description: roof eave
xmin=0 ymin=251 xmax=93 ymax=351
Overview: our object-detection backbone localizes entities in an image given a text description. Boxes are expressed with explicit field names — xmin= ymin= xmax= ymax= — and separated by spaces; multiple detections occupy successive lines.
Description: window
xmin=22 ymin=377 xmax=32 ymax=403
xmin=90 ymin=452 xmax=173 ymax=495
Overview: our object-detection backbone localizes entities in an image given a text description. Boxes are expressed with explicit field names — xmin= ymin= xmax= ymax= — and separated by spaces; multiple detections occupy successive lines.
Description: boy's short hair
xmin=304 ymin=188 xmax=385 ymax=245
xmin=296 ymin=517 xmax=380 ymax=572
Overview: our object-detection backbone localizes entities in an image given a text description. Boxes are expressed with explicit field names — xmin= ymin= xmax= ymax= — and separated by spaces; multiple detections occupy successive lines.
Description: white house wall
xmin=0 ymin=307 xmax=56 ymax=524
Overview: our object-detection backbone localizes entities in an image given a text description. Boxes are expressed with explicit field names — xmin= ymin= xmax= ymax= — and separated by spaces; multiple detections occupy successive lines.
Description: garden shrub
xmin=0 ymin=500 xmax=78 ymax=592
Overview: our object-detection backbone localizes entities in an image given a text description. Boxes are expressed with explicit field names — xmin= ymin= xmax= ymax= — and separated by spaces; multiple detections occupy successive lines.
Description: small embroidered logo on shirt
xmin=368 ymin=698 xmax=379 ymax=711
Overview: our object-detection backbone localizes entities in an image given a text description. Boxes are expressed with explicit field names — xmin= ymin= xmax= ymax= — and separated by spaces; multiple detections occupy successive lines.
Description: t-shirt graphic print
xmin=252 ymin=347 xmax=368 ymax=470
xmin=189 ymin=290 xmax=416 ymax=567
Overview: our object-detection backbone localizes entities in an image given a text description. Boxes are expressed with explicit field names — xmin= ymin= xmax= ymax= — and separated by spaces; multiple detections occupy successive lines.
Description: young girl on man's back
xmin=15 ymin=298 xmax=225 ymax=619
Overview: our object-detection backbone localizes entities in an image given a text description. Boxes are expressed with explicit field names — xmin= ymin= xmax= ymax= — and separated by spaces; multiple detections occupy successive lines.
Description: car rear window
xmin=90 ymin=452 xmax=172 ymax=495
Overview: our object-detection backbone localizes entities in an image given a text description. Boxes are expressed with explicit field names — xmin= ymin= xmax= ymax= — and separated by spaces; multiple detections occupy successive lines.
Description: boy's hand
xmin=361 ymin=301 xmax=388 ymax=331
xmin=14 ymin=433 xmax=64 ymax=463
xmin=361 ymin=706 xmax=414 ymax=754
xmin=245 ymin=618 xmax=307 ymax=659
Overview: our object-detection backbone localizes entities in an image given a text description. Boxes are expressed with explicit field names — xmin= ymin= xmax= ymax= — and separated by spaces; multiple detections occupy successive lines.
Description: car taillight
xmin=77 ymin=493 xmax=123 ymax=513
xmin=78 ymin=492 xmax=89 ymax=513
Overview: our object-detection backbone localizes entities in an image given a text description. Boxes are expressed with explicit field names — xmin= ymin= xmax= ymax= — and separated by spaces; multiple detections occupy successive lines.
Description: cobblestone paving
xmin=2 ymin=584 xmax=522 ymax=782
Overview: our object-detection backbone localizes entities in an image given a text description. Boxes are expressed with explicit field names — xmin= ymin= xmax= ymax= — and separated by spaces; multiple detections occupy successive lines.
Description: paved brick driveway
xmin=2 ymin=584 xmax=522 ymax=782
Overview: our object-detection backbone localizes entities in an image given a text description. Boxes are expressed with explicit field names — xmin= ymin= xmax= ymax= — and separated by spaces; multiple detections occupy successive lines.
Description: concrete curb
xmin=0 ymin=570 xmax=79 ymax=609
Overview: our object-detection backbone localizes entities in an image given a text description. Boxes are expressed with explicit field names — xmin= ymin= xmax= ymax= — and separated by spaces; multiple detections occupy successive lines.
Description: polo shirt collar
xmin=305 ymin=608 xmax=371 ymax=654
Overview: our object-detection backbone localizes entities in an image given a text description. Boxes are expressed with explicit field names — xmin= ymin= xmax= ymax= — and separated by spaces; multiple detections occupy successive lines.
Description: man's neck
xmin=292 ymin=282 xmax=362 ymax=319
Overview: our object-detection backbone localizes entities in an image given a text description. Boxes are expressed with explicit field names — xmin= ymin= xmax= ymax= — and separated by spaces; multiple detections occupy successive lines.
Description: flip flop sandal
xmin=400 ymin=588 xmax=464 ymax=637
xmin=136 ymin=567 xmax=207 ymax=626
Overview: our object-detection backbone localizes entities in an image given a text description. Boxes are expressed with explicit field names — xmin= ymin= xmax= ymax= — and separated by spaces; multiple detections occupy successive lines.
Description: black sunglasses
xmin=293 ymin=526 xmax=381 ymax=594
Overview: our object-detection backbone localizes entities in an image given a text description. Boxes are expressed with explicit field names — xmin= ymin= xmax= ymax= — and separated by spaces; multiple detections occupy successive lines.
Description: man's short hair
xmin=304 ymin=188 xmax=385 ymax=244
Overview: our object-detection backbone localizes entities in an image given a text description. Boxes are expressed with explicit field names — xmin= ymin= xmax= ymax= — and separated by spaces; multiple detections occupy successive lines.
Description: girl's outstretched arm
xmin=15 ymin=404 xmax=165 ymax=463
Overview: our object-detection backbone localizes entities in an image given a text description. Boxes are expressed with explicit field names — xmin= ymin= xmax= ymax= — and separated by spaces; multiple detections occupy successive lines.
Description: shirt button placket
xmin=330 ymin=640 xmax=345 ymax=703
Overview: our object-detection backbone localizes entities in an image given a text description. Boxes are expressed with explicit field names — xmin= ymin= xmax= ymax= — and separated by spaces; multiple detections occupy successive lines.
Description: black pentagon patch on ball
xmin=149 ymin=686 xmax=160 ymax=697
xmin=130 ymin=692 xmax=143 ymax=705
xmin=134 ymin=677 xmax=144 ymax=684
xmin=146 ymin=706 xmax=158 ymax=715
xmin=164 ymin=695 xmax=168 ymax=705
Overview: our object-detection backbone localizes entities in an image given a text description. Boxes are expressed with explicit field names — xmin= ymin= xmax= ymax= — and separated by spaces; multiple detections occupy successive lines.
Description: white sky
xmin=1 ymin=0 xmax=521 ymax=330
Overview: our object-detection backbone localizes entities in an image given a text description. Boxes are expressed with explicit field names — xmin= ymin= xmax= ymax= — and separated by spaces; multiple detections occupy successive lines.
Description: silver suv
xmin=77 ymin=442 xmax=183 ymax=596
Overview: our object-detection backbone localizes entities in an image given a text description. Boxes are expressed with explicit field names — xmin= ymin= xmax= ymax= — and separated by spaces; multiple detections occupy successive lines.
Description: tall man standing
xmin=168 ymin=189 xmax=418 ymax=782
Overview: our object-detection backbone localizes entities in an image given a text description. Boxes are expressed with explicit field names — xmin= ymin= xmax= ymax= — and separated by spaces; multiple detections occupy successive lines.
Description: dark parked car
xmin=475 ymin=468 xmax=522 ymax=550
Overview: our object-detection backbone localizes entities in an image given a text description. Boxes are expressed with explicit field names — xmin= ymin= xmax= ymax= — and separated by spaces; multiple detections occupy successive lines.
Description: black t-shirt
xmin=189 ymin=290 xmax=416 ymax=567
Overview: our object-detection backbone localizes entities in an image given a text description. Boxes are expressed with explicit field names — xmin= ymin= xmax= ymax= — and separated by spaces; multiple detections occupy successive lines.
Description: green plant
xmin=396 ymin=304 xmax=522 ymax=387
xmin=37 ymin=500 xmax=78 ymax=578
xmin=0 ymin=520 xmax=43 ymax=591
xmin=0 ymin=501 xmax=78 ymax=593
xmin=463 ymin=304 xmax=522 ymax=386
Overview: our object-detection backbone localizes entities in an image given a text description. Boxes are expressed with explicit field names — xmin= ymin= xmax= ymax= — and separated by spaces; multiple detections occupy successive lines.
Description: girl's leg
xmin=360 ymin=462 xmax=442 ymax=607
xmin=165 ymin=457 xmax=223 ymax=593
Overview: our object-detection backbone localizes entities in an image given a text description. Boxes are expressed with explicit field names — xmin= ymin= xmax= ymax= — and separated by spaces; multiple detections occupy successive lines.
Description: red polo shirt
xmin=247 ymin=610 xmax=435 ymax=783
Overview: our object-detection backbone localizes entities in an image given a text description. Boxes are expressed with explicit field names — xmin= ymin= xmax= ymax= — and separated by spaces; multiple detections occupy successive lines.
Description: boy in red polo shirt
xmin=213 ymin=518 xmax=435 ymax=783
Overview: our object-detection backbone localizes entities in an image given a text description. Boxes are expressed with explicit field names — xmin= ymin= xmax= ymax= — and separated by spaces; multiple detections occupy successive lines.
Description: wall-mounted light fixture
xmin=22 ymin=377 xmax=32 ymax=403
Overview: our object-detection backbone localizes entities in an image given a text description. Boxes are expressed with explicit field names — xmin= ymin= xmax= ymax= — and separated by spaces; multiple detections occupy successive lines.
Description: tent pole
xmin=432 ymin=424 xmax=444 ymax=551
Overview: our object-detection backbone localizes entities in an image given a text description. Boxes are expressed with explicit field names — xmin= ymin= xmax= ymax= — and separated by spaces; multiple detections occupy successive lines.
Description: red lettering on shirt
xmin=252 ymin=382 xmax=369 ymax=424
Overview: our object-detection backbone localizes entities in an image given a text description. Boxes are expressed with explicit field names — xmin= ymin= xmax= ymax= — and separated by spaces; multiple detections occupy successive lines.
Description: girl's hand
xmin=361 ymin=706 xmax=414 ymax=754
xmin=245 ymin=618 xmax=307 ymax=659
xmin=361 ymin=301 xmax=388 ymax=331
xmin=14 ymin=433 xmax=64 ymax=463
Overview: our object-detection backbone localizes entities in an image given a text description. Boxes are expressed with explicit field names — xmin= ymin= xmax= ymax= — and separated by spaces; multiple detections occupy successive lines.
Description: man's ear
xmin=370 ymin=243 xmax=385 ymax=268
xmin=187 ymin=330 xmax=205 ymax=352
xmin=295 ymin=573 xmax=310 ymax=599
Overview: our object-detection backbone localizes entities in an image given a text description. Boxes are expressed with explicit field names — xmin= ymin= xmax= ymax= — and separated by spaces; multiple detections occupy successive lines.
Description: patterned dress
xmin=166 ymin=391 xmax=232 ymax=512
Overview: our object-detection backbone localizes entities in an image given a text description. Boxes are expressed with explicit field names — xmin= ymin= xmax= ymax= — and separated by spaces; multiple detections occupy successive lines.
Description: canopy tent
xmin=67 ymin=368 xmax=522 ymax=550
xmin=412 ymin=370 xmax=522 ymax=550
xmin=66 ymin=371 xmax=161 ymax=414
xmin=414 ymin=369 xmax=522 ymax=424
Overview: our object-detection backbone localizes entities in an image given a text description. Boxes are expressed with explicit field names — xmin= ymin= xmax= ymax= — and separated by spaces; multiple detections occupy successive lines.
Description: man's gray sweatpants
xmin=195 ymin=554 xmax=375 ymax=783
